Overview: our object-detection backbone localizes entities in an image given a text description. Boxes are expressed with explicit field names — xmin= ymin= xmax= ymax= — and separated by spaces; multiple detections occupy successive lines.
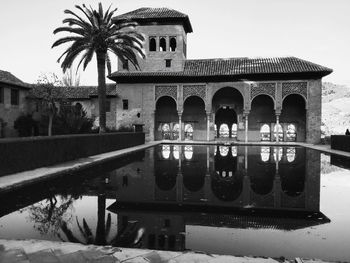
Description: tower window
xmin=165 ymin=59 xmax=172 ymax=68
xmin=122 ymin=99 xmax=128 ymax=110
xmin=159 ymin=37 xmax=166 ymax=52
xmin=170 ymin=37 xmax=176 ymax=51
xmin=149 ymin=37 xmax=156 ymax=51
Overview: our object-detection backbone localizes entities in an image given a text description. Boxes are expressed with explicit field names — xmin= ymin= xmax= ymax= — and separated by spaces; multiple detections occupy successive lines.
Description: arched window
xmin=260 ymin=124 xmax=271 ymax=141
xmin=273 ymin=147 xmax=283 ymax=162
xmin=260 ymin=147 xmax=270 ymax=162
xmin=286 ymin=124 xmax=297 ymax=141
xmin=184 ymin=124 xmax=193 ymax=140
xmin=286 ymin=147 xmax=296 ymax=162
xmin=184 ymin=145 xmax=193 ymax=160
xmin=173 ymin=145 xmax=179 ymax=160
xmin=219 ymin=124 xmax=229 ymax=138
xmin=161 ymin=123 xmax=171 ymax=139
xmin=159 ymin=37 xmax=166 ymax=51
xmin=149 ymin=37 xmax=156 ymax=51
xmin=273 ymin=124 xmax=283 ymax=141
xmin=231 ymin=123 xmax=237 ymax=138
xmin=162 ymin=145 xmax=171 ymax=159
xmin=172 ymin=123 xmax=179 ymax=140
xmin=219 ymin=146 xmax=229 ymax=157
xmin=231 ymin=146 xmax=237 ymax=157
xmin=170 ymin=37 xmax=176 ymax=51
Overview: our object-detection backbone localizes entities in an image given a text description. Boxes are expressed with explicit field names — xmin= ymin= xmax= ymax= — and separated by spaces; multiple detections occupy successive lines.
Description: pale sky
xmin=0 ymin=0 xmax=349 ymax=86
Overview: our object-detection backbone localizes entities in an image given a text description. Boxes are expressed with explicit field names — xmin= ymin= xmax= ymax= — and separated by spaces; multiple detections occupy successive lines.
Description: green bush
xmin=39 ymin=103 xmax=93 ymax=135
xmin=14 ymin=115 xmax=35 ymax=137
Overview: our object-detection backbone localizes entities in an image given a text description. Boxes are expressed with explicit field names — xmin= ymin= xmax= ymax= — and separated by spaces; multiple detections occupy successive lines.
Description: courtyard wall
xmin=0 ymin=132 xmax=145 ymax=176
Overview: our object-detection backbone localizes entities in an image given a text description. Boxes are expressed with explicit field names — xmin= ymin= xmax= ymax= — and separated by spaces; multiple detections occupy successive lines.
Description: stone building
xmin=28 ymin=84 xmax=118 ymax=130
xmin=109 ymin=7 xmax=332 ymax=143
xmin=0 ymin=70 xmax=31 ymax=137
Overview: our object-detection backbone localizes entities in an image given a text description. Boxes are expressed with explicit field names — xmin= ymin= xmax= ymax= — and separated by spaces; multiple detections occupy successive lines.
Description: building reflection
xmin=107 ymin=144 xmax=328 ymax=251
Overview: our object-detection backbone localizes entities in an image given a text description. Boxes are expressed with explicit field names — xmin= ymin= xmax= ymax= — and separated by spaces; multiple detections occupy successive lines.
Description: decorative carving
xmin=155 ymin=85 xmax=177 ymax=102
xmin=250 ymin=83 xmax=276 ymax=100
xmin=183 ymin=85 xmax=206 ymax=102
xmin=282 ymin=82 xmax=307 ymax=99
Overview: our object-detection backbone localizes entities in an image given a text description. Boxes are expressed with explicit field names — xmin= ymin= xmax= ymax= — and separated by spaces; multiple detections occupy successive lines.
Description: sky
xmin=0 ymin=0 xmax=349 ymax=86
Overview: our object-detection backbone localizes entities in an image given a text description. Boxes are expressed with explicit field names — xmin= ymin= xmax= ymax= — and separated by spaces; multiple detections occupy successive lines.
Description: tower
xmin=113 ymin=8 xmax=193 ymax=72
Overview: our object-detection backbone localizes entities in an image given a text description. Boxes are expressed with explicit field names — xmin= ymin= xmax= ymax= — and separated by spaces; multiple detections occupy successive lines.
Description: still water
xmin=1 ymin=145 xmax=350 ymax=261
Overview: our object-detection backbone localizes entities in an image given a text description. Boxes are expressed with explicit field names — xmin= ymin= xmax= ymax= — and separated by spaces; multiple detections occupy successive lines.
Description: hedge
xmin=330 ymin=135 xmax=350 ymax=152
xmin=0 ymin=132 xmax=145 ymax=176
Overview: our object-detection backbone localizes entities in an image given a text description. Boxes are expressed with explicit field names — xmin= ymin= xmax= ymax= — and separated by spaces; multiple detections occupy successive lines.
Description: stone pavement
xmin=0 ymin=239 xmax=331 ymax=263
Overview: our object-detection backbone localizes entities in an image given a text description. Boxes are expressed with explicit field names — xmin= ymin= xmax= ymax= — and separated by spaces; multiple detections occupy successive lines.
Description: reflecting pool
xmin=1 ymin=145 xmax=350 ymax=261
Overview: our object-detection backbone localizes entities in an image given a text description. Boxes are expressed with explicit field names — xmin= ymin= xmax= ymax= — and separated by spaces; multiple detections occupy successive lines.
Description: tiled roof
xmin=109 ymin=57 xmax=332 ymax=81
xmin=0 ymin=70 xmax=31 ymax=89
xmin=113 ymin=7 xmax=193 ymax=33
xmin=29 ymin=84 xmax=117 ymax=99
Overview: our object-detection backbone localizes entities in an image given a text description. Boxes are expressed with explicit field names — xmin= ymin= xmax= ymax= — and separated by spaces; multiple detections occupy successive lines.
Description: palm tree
xmin=52 ymin=3 xmax=145 ymax=132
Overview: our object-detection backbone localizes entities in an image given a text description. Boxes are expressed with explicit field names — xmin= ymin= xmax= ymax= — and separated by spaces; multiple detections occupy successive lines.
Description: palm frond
xmin=53 ymin=26 xmax=86 ymax=36
xmin=51 ymin=36 xmax=83 ymax=48
xmin=83 ymin=218 xmax=94 ymax=244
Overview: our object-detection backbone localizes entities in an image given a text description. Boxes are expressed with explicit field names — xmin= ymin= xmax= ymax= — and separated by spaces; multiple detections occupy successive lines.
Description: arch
xmin=286 ymin=147 xmax=296 ymax=162
xmin=219 ymin=124 xmax=230 ymax=138
xmin=282 ymin=93 xmax=307 ymax=109
xmin=183 ymin=96 xmax=206 ymax=140
xmin=286 ymin=123 xmax=297 ymax=142
xmin=260 ymin=146 xmax=270 ymax=162
xmin=170 ymin=37 xmax=176 ymax=51
xmin=212 ymin=86 xmax=245 ymax=102
xmin=251 ymin=93 xmax=276 ymax=109
xmin=182 ymin=145 xmax=206 ymax=192
xmin=155 ymin=145 xmax=177 ymax=191
xmin=159 ymin=37 xmax=166 ymax=51
xmin=155 ymin=95 xmax=177 ymax=106
xmin=212 ymin=87 xmax=244 ymax=139
xmin=184 ymin=124 xmax=193 ymax=140
xmin=155 ymin=96 xmax=178 ymax=140
xmin=250 ymin=95 xmax=275 ymax=136
xmin=280 ymin=94 xmax=306 ymax=142
xmin=183 ymin=94 xmax=205 ymax=105
xmin=149 ymin=37 xmax=156 ymax=51
xmin=260 ymin=124 xmax=271 ymax=141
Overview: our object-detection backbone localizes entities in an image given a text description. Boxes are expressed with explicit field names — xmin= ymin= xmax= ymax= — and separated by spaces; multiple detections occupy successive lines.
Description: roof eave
xmin=109 ymin=71 xmax=333 ymax=84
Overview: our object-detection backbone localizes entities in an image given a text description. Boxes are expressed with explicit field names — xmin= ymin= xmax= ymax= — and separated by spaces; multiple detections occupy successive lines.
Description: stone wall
xmin=0 ymin=132 xmax=145 ymax=176
xmin=118 ymin=24 xmax=187 ymax=72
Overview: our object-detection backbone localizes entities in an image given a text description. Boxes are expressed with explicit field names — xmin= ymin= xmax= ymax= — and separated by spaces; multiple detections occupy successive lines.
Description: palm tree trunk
xmin=97 ymin=52 xmax=107 ymax=133
xmin=96 ymin=194 xmax=106 ymax=245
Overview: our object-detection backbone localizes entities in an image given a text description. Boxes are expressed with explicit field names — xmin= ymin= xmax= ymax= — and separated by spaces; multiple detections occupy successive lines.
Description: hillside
xmin=322 ymin=82 xmax=350 ymax=136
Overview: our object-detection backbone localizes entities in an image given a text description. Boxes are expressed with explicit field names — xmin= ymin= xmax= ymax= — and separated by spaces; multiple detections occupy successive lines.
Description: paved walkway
xmin=0 ymin=141 xmax=160 ymax=194
xmin=0 ymin=239 xmax=330 ymax=263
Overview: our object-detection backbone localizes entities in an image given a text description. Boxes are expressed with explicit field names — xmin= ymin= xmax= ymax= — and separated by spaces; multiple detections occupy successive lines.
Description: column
xmin=150 ymin=111 xmax=155 ymax=141
xmin=244 ymin=111 xmax=249 ymax=143
xmin=275 ymin=111 xmax=281 ymax=143
xmin=178 ymin=111 xmax=182 ymax=141
xmin=206 ymin=112 xmax=211 ymax=141
xmin=274 ymin=148 xmax=281 ymax=208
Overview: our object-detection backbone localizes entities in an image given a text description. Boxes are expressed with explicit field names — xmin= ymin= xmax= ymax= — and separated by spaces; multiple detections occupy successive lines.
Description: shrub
xmin=39 ymin=103 xmax=93 ymax=135
xmin=14 ymin=115 xmax=35 ymax=137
